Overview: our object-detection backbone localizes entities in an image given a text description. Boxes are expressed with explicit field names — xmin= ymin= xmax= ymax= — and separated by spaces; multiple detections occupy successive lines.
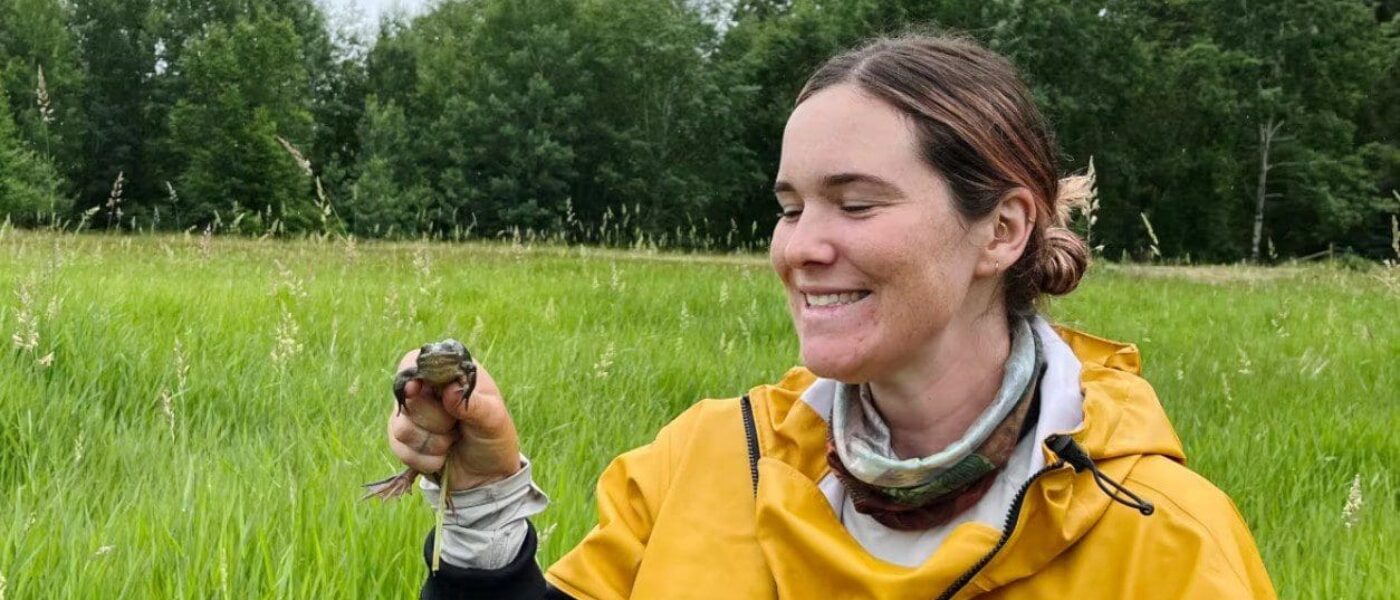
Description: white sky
xmin=320 ymin=0 xmax=431 ymax=38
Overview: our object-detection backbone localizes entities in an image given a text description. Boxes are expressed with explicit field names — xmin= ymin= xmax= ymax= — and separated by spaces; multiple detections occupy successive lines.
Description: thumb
xmin=442 ymin=362 xmax=506 ymax=427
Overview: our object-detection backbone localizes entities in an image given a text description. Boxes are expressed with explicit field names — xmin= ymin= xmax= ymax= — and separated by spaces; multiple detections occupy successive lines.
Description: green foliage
xmin=347 ymin=97 xmax=432 ymax=234
xmin=0 ymin=90 xmax=69 ymax=224
xmin=0 ymin=0 xmax=86 ymax=184
xmin=354 ymin=0 xmax=756 ymax=243
xmin=68 ymin=0 xmax=162 ymax=213
xmin=0 ymin=0 xmax=1395 ymax=257
xmin=167 ymin=16 xmax=315 ymax=230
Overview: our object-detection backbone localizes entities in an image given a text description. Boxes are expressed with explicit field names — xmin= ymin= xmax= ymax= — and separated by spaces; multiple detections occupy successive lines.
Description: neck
xmin=866 ymin=308 xmax=1012 ymax=459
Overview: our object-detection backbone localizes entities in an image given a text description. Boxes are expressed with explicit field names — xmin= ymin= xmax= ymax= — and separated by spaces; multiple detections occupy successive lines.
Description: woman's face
xmin=770 ymin=83 xmax=993 ymax=383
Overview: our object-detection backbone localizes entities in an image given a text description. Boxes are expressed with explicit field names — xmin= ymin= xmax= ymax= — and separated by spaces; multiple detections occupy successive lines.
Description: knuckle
xmin=390 ymin=417 xmax=419 ymax=443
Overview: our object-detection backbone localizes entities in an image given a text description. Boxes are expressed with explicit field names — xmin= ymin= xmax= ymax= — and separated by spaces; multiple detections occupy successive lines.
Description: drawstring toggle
xmin=1046 ymin=434 xmax=1155 ymax=516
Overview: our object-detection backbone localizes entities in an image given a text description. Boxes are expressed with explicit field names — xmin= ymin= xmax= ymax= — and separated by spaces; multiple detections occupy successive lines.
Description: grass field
xmin=0 ymin=230 xmax=1395 ymax=598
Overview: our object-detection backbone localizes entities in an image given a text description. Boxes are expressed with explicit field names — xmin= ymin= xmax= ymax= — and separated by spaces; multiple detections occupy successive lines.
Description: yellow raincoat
xmin=544 ymin=327 xmax=1276 ymax=599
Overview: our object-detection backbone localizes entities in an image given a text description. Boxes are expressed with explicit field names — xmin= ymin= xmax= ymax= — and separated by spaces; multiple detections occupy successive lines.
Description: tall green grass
xmin=0 ymin=232 xmax=1394 ymax=598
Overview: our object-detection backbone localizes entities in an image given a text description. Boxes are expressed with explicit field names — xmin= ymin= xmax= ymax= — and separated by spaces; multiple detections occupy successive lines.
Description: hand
xmin=387 ymin=349 xmax=522 ymax=491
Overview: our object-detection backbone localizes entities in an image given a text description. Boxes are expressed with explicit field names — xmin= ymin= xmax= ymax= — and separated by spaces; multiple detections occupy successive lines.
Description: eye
xmin=777 ymin=207 xmax=802 ymax=221
xmin=841 ymin=204 xmax=873 ymax=215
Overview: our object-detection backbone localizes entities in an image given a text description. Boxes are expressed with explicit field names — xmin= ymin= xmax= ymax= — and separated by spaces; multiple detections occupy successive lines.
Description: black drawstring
xmin=1045 ymin=434 xmax=1155 ymax=516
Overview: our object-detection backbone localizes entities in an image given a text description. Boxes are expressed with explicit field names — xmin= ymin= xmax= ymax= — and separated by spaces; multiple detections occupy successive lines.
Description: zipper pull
xmin=1045 ymin=434 xmax=1155 ymax=516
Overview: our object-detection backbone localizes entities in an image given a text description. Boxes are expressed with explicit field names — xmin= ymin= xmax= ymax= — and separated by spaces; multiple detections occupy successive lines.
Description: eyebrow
xmin=772 ymin=172 xmax=899 ymax=195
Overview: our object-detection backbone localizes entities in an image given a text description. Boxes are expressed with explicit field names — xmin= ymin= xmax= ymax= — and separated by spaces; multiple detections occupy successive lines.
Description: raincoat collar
xmin=745 ymin=323 xmax=1187 ymax=595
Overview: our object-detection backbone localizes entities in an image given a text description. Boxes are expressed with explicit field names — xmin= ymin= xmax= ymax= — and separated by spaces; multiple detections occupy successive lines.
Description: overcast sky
xmin=320 ymin=0 xmax=430 ymax=36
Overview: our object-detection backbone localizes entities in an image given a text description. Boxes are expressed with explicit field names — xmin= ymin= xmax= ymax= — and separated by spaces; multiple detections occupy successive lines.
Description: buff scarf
xmin=826 ymin=317 xmax=1045 ymax=531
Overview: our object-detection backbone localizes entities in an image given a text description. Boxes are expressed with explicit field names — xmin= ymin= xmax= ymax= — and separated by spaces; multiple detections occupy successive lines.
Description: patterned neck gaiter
xmin=825 ymin=317 xmax=1045 ymax=531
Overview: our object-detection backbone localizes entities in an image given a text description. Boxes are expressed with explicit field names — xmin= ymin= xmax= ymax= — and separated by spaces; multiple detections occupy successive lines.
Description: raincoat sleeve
xmin=542 ymin=408 xmax=702 ymax=600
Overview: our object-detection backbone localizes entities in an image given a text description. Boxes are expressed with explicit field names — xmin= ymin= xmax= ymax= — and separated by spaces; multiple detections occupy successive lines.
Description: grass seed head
xmin=1342 ymin=473 xmax=1364 ymax=529
xmin=173 ymin=337 xmax=190 ymax=394
xmin=1139 ymin=212 xmax=1162 ymax=260
xmin=610 ymin=262 xmax=625 ymax=293
xmin=593 ymin=342 xmax=615 ymax=379
xmin=270 ymin=308 xmax=303 ymax=368
xmin=105 ymin=171 xmax=125 ymax=229
xmin=544 ymin=297 xmax=558 ymax=323
xmin=72 ymin=429 xmax=85 ymax=466
xmin=36 ymin=65 xmax=53 ymax=125
xmin=159 ymin=387 xmax=177 ymax=440
xmin=342 ymin=234 xmax=358 ymax=263
xmin=10 ymin=279 xmax=39 ymax=352
xmin=276 ymin=136 xmax=312 ymax=176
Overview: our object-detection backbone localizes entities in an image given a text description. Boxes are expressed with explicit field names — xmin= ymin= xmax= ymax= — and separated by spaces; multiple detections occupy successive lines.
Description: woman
xmin=384 ymin=33 xmax=1276 ymax=599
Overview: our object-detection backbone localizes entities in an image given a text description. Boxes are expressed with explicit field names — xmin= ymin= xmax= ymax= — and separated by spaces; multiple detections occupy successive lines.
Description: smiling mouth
xmin=803 ymin=291 xmax=872 ymax=307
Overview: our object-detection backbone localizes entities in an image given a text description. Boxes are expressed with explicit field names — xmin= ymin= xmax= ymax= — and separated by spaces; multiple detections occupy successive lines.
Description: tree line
xmin=0 ymin=0 xmax=1396 ymax=261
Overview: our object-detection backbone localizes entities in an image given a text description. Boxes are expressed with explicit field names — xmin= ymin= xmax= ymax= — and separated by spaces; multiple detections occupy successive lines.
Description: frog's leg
xmin=362 ymin=468 xmax=418 ymax=501
xmin=454 ymin=362 xmax=478 ymax=413
xmin=392 ymin=366 xmax=419 ymax=415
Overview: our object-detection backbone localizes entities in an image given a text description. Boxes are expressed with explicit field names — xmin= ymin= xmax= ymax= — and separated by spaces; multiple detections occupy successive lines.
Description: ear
xmin=975 ymin=188 xmax=1036 ymax=278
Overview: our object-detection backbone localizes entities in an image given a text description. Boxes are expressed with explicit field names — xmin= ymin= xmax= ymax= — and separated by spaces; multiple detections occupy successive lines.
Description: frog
xmin=362 ymin=338 xmax=478 ymax=507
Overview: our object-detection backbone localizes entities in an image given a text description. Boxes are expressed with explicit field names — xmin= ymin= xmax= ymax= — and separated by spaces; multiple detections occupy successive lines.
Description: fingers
xmin=388 ymin=412 xmax=458 ymax=474
xmin=390 ymin=436 xmax=444 ymax=474
xmin=401 ymin=383 xmax=457 ymax=434
xmin=390 ymin=412 xmax=457 ymax=454
xmin=439 ymin=382 xmax=467 ymax=416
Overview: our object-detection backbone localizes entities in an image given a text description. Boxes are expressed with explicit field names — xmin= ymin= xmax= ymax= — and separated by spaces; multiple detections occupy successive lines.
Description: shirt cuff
xmin=419 ymin=455 xmax=551 ymax=570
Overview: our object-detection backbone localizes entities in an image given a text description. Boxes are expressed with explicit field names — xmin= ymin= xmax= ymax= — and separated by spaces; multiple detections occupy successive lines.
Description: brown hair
xmin=796 ymin=33 xmax=1091 ymax=315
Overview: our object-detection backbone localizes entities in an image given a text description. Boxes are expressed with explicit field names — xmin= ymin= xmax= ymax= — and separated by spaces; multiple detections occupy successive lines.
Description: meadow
xmin=0 ymin=230 xmax=1394 ymax=598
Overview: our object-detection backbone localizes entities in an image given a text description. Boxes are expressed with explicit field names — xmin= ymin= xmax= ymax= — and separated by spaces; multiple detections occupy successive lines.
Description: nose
xmin=777 ymin=209 xmax=838 ymax=268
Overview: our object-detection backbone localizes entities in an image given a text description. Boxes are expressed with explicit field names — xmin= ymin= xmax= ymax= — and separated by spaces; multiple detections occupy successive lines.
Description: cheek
xmin=768 ymin=226 xmax=790 ymax=278
xmin=877 ymin=220 xmax=970 ymax=311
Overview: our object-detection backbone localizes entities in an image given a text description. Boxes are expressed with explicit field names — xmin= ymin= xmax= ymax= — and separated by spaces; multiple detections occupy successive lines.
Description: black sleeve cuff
xmin=421 ymin=520 xmax=576 ymax=599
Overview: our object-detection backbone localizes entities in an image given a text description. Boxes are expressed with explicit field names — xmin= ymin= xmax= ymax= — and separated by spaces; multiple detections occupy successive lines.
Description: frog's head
xmin=416 ymin=338 xmax=473 ymax=386
xmin=419 ymin=338 xmax=467 ymax=359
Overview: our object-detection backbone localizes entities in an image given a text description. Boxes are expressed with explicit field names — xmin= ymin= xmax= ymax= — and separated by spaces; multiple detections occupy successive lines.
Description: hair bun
xmin=1038 ymin=227 xmax=1090 ymax=296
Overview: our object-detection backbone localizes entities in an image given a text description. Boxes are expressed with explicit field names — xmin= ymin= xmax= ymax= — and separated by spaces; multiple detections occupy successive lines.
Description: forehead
xmin=778 ymin=84 xmax=924 ymax=185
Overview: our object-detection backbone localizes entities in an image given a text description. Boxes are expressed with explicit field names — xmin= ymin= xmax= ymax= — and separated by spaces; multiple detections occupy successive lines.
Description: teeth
xmin=805 ymin=291 xmax=868 ymax=307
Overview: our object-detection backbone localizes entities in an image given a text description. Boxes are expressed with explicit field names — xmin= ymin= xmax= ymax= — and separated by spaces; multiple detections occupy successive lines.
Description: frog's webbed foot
xmin=362 ymin=468 xmax=419 ymax=501
xmin=393 ymin=366 xmax=419 ymax=415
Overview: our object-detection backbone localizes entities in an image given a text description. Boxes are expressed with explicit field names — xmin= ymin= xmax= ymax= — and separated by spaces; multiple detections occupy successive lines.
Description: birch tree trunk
xmin=1252 ymin=117 xmax=1284 ymax=262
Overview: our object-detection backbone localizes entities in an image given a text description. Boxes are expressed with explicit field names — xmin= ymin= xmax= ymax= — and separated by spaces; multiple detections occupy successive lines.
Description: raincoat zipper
xmin=932 ymin=460 xmax=1065 ymax=600
xmin=741 ymin=395 xmax=760 ymax=497
xmin=934 ymin=434 xmax=1155 ymax=600
xmin=737 ymin=398 xmax=1153 ymax=599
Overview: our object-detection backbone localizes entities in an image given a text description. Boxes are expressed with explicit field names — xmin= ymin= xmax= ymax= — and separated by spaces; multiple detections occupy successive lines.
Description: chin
xmin=800 ymin=345 xmax=870 ymax=384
